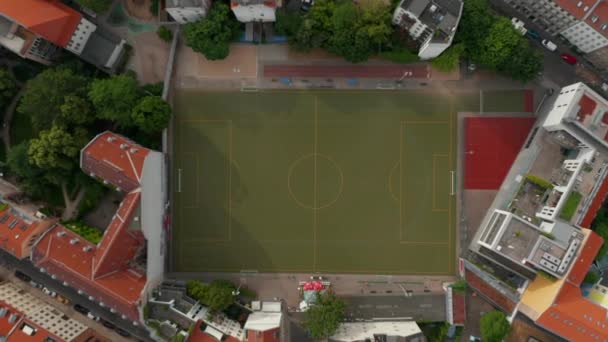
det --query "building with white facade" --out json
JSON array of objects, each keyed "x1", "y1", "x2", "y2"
[
  {"x1": 0, "y1": 0, "x2": 127, "y2": 73},
  {"x1": 330, "y1": 321, "x2": 425, "y2": 342},
  {"x1": 230, "y1": 0, "x2": 278, "y2": 23},
  {"x1": 503, "y1": 0, "x2": 579, "y2": 35},
  {"x1": 392, "y1": 0, "x2": 463, "y2": 60},
  {"x1": 165, "y1": 0, "x2": 211, "y2": 24}
]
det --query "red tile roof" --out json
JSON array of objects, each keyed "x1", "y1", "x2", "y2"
[
  {"x1": 0, "y1": 206, "x2": 55, "y2": 259},
  {"x1": 535, "y1": 231, "x2": 606, "y2": 342},
  {"x1": 247, "y1": 329, "x2": 280, "y2": 342},
  {"x1": 452, "y1": 292, "x2": 466, "y2": 326},
  {"x1": 587, "y1": 2, "x2": 608, "y2": 38},
  {"x1": 9, "y1": 317, "x2": 64, "y2": 342},
  {"x1": 188, "y1": 320, "x2": 241, "y2": 342},
  {"x1": 0, "y1": 0, "x2": 81, "y2": 47},
  {"x1": 554, "y1": 0, "x2": 601, "y2": 20},
  {"x1": 32, "y1": 225, "x2": 145, "y2": 321},
  {"x1": 577, "y1": 95, "x2": 597, "y2": 123},
  {"x1": 465, "y1": 270, "x2": 517, "y2": 314},
  {"x1": 93, "y1": 192, "x2": 143, "y2": 279},
  {"x1": 81, "y1": 132, "x2": 151, "y2": 192},
  {"x1": 0, "y1": 301, "x2": 22, "y2": 337},
  {"x1": 567, "y1": 231, "x2": 604, "y2": 286}
]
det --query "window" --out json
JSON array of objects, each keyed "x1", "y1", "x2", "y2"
[{"x1": 592, "y1": 15, "x2": 599, "y2": 23}]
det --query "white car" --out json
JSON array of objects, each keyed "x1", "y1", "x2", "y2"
[
  {"x1": 511, "y1": 17, "x2": 526, "y2": 35},
  {"x1": 542, "y1": 39, "x2": 557, "y2": 51}
]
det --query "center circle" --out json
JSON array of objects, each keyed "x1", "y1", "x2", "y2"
[{"x1": 288, "y1": 153, "x2": 343, "y2": 210}]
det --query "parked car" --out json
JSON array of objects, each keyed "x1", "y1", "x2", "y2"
[
  {"x1": 56, "y1": 294, "x2": 70, "y2": 305},
  {"x1": 86, "y1": 312, "x2": 100, "y2": 321},
  {"x1": 541, "y1": 39, "x2": 558, "y2": 51},
  {"x1": 101, "y1": 319, "x2": 115, "y2": 330},
  {"x1": 526, "y1": 29, "x2": 541, "y2": 40},
  {"x1": 14, "y1": 270, "x2": 31, "y2": 282},
  {"x1": 301, "y1": 0, "x2": 314, "y2": 12},
  {"x1": 561, "y1": 52, "x2": 578, "y2": 65},
  {"x1": 116, "y1": 328, "x2": 131, "y2": 337},
  {"x1": 74, "y1": 304, "x2": 89, "y2": 315},
  {"x1": 511, "y1": 17, "x2": 526, "y2": 35}
]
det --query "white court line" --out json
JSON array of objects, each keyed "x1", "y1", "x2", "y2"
[
  {"x1": 450, "y1": 170, "x2": 455, "y2": 196},
  {"x1": 178, "y1": 168, "x2": 182, "y2": 193}
]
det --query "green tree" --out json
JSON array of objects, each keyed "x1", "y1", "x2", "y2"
[
  {"x1": 359, "y1": 2, "x2": 392, "y2": 53},
  {"x1": 74, "y1": 0, "x2": 112, "y2": 13},
  {"x1": 28, "y1": 126, "x2": 89, "y2": 180},
  {"x1": 58, "y1": 94, "x2": 94, "y2": 126},
  {"x1": 304, "y1": 292, "x2": 345, "y2": 340},
  {"x1": 183, "y1": 3, "x2": 238, "y2": 60},
  {"x1": 131, "y1": 96, "x2": 171, "y2": 134},
  {"x1": 89, "y1": 75, "x2": 140, "y2": 128},
  {"x1": 276, "y1": 10, "x2": 304, "y2": 37},
  {"x1": 477, "y1": 17, "x2": 521, "y2": 68},
  {"x1": 6, "y1": 142, "x2": 48, "y2": 196},
  {"x1": 0, "y1": 68, "x2": 16, "y2": 110},
  {"x1": 480, "y1": 311, "x2": 511, "y2": 342},
  {"x1": 431, "y1": 44, "x2": 465, "y2": 72},
  {"x1": 186, "y1": 280, "x2": 236, "y2": 314},
  {"x1": 18, "y1": 68, "x2": 89, "y2": 132},
  {"x1": 456, "y1": 0, "x2": 493, "y2": 54},
  {"x1": 157, "y1": 26, "x2": 173, "y2": 43},
  {"x1": 595, "y1": 221, "x2": 608, "y2": 260},
  {"x1": 498, "y1": 41, "x2": 542, "y2": 82}
]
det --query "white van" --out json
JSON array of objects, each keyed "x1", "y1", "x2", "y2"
[{"x1": 542, "y1": 39, "x2": 557, "y2": 51}]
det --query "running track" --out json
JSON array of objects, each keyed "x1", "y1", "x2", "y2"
[{"x1": 263, "y1": 64, "x2": 430, "y2": 78}]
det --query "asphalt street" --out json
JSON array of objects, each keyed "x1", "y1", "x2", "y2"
[
  {"x1": 488, "y1": 0, "x2": 587, "y2": 87},
  {"x1": 0, "y1": 250, "x2": 153, "y2": 341},
  {"x1": 343, "y1": 294, "x2": 446, "y2": 322}
]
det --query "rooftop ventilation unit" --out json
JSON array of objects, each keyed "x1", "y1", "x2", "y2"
[
  {"x1": 82, "y1": 246, "x2": 93, "y2": 252},
  {"x1": 119, "y1": 144, "x2": 129, "y2": 150},
  {"x1": 107, "y1": 137, "x2": 116, "y2": 143},
  {"x1": 69, "y1": 238, "x2": 79, "y2": 245},
  {"x1": 129, "y1": 148, "x2": 139, "y2": 154},
  {"x1": 429, "y1": 4, "x2": 437, "y2": 12},
  {"x1": 56, "y1": 231, "x2": 66, "y2": 237},
  {"x1": 134, "y1": 216, "x2": 139, "y2": 222}
]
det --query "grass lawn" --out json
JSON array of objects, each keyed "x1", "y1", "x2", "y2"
[
  {"x1": 560, "y1": 191, "x2": 582, "y2": 221},
  {"x1": 62, "y1": 221, "x2": 103, "y2": 244},
  {"x1": 171, "y1": 89, "x2": 528, "y2": 275}
]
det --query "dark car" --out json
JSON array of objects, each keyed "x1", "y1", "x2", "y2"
[
  {"x1": 561, "y1": 53, "x2": 578, "y2": 65},
  {"x1": 73, "y1": 304, "x2": 89, "y2": 315},
  {"x1": 526, "y1": 29, "x2": 541, "y2": 40},
  {"x1": 115, "y1": 328, "x2": 131, "y2": 337},
  {"x1": 14, "y1": 270, "x2": 31, "y2": 282},
  {"x1": 101, "y1": 319, "x2": 115, "y2": 330}
]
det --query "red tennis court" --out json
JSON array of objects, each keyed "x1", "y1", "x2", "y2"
[{"x1": 464, "y1": 117, "x2": 536, "y2": 190}]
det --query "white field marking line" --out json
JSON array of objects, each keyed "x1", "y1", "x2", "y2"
[
  {"x1": 178, "y1": 168, "x2": 182, "y2": 193},
  {"x1": 450, "y1": 170, "x2": 455, "y2": 196}
]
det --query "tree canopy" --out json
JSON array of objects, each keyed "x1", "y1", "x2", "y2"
[
  {"x1": 28, "y1": 126, "x2": 89, "y2": 181},
  {"x1": 480, "y1": 311, "x2": 511, "y2": 342},
  {"x1": 17, "y1": 68, "x2": 90, "y2": 132},
  {"x1": 304, "y1": 292, "x2": 346, "y2": 340},
  {"x1": 431, "y1": 44, "x2": 465, "y2": 72},
  {"x1": 74, "y1": 0, "x2": 112, "y2": 13},
  {"x1": 131, "y1": 96, "x2": 172, "y2": 134},
  {"x1": 89, "y1": 75, "x2": 141, "y2": 127},
  {"x1": 455, "y1": 0, "x2": 542, "y2": 81},
  {"x1": 186, "y1": 280, "x2": 236, "y2": 314},
  {"x1": 283, "y1": 0, "x2": 392, "y2": 62},
  {"x1": 184, "y1": 3, "x2": 239, "y2": 60},
  {"x1": 0, "y1": 68, "x2": 16, "y2": 110}
]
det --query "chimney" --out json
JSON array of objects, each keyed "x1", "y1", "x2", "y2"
[
  {"x1": 69, "y1": 238, "x2": 79, "y2": 245},
  {"x1": 119, "y1": 144, "x2": 129, "y2": 150}
]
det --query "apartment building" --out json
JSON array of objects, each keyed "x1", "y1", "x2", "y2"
[
  {"x1": 467, "y1": 82, "x2": 608, "y2": 341},
  {"x1": 0, "y1": 0, "x2": 126, "y2": 73},
  {"x1": 392, "y1": 0, "x2": 463, "y2": 60},
  {"x1": 165, "y1": 0, "x2": 211, "y2": 23}
]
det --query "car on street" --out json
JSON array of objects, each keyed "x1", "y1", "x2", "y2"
[
  {"x1": 101, "y1": 319, "x2": 115, "y2": 330},
  {"x1": 116, "y1": 328, "x2": 131, "y2": 337},
  {"x1": 542, "y1": 39, "x2": 558, "y2": 51},
  {"x1": 74, "y1": 304, "x2": 89, "y2": 315},
  {"x1": 526, "y1": 29, "x2": 541, "y2": 40},
  {"x1": 561, "y1": 53, "x2": 578, "y2": 65},
  {"x1": 511, "y1": 17, "x2": 526, "y2": 35},
  {"x1": 14, "y1": 270, "x2": 31, "y2": 282}
]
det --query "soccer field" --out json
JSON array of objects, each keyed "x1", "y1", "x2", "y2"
[{"x1": 171, "y1": 90, "x2": 527, "y2": 275}]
